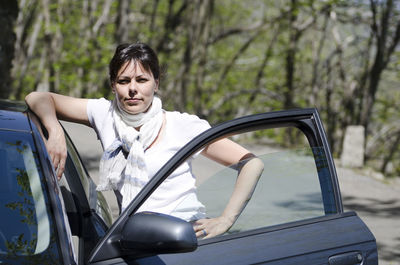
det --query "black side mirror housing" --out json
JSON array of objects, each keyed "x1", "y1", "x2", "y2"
[{"x1": 121, "y1": 212, "x2": 197, "y2": 257}]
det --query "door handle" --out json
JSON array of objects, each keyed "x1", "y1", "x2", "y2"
[{"x1": 329, "y1": 251, "x2": 363, "y2": 265}]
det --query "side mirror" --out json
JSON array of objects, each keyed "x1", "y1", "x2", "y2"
[{"x1": 121, "y1": 212, "x2": 197, "y2": 257}]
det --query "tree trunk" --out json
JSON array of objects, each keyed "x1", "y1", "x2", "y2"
[
  {"x1": 14, "y1": 12, "x2": 43, "y2": 98},
  {"x1": 193, "y1": 0, "x2": 213, "y2": 117},
  {"x1": 115, "y1": 0, "x2": 130, "y2": 44},
  {"x1": 380, "y1": 131, "x2": 400, "y2": 174},
  {"x1": 148, "y1": 0, "x2": 160, "y2": 48},
  {"x1": 156, "y1": 0, "x2": 189, "y2": 54},
  {"x1": 283, "y1": 0, "x2": 299, "y2": 110},
  {"x1": 309, "y1": 9, "x2": 330, "y2": 107},
  {"x1": 0, "y1": 0, "x2": 19, "y2": 99},
  {"x1": 359, "y1": 0, "x2": 400, "y2": 135}
]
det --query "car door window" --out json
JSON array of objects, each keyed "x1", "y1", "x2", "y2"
[
  {"x1": 63, "y1": 135, "x2": 113, "y2": 227},
  {"x1": 144, "y1": 125, "x2": 336, "y2": 239},
  {"x1": 0, "y1": 130, "x2": 61, "y2": 262},
  {"x1": 60, "y1": 134, "x2": 113, "y2": 263},
  {"x1": 195, "y1": 146, "x2": 325, "y2": 234}
]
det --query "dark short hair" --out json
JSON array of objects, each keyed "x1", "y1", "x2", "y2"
[{"x1": 109, "y1": 43, "x2": 160, "y2": 86}]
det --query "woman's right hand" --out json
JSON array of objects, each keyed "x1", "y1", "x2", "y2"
[
  {"x1": 46, "y1": 124, "x2": 67, "y2": 179},
  {"x1": 26, "y1": 91, "x2": 90, "y2": 179}
]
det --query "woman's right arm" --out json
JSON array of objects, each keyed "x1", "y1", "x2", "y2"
[{"x1": 25, "y1": 92, "x2": 89, "y2": 178}]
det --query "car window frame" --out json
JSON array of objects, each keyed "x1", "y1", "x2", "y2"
[{"x1": 27, "y1": 111, "x2": 77, "y2": 264}]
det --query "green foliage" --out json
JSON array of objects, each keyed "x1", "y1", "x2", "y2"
[{"x1": 9, "y1": 0, "x2": 400, "y2": 176}]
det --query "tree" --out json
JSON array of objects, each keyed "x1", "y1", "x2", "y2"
[
  {"x1": 7, "y1": 0, "x2": 400, "y2": 175},
  {"x1": 0, "y1": 0, "x2": 18, "y2": 99},
  {"x1": 358, "y1": 0, "x2": 400, "y2": 132},
  {"x1": 328, "y1": 0, "x2": 400, "y2": 160}
]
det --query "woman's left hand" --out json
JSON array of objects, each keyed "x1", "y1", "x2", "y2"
[{"x1": 192, "y1": 216, "x2": 234, "y2": 239}]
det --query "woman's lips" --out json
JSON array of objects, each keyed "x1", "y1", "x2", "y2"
[{"x1": 125, "y1": 98, "x2": 141, "y2": 104}]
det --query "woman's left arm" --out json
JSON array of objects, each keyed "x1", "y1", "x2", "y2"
[{"x1": 193, "y1": 139, "x2": 264, "y2": 239}]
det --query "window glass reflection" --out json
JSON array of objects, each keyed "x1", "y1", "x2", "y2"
[{"x1": 0, "y1": 130, "x2": 60, "y2": 262}]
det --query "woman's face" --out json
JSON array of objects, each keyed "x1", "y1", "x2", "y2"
[{"x1": 113, "y1": 60, "x2": 158, "y2": 114}]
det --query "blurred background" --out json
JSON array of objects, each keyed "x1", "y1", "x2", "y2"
[{"x1": 1, "y1": 0, "x2": 399, "y2": 178}]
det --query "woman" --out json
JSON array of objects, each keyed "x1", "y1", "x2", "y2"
[{"x1": 25, "y1": 42, "x2": 263, "y2": 239}]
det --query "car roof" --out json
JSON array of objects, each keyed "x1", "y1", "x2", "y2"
[{"x1": 0, "y1": 99, "x2": 32, "y2": 132}]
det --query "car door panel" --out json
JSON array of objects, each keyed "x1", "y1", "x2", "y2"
[
  {"x1": 95, "y1": 213, "x2": 376, "y2": 265},
  {"x1": 124, "y1": 213, "x2": 374, "y2": 265}
]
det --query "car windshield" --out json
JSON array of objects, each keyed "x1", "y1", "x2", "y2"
[{"x1": 0, "y1": 130, "x2": 60, "y2": 262}]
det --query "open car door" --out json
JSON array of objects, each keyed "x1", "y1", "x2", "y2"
[{"x1": 88, "y1": 108, "x2": 378, "y2": 265}]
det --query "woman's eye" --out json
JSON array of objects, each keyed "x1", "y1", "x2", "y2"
[
  {"x1": 137, "y1": 78, "x2": 148, "y2": 83},
  {"x1": 117, "y1": 79, "x2": 130, "y2": 85}
]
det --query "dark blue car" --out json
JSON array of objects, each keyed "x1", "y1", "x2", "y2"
[{"x1": 0, "y1": 100, "x2": 377, "y2": 264}]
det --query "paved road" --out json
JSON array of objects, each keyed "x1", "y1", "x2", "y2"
[
  {"x1": 63, "y1": 121, "x2": 400, "y2": 265},
  {"x1": 337, "y1": 167, "x2": 400, "y2": 265}
]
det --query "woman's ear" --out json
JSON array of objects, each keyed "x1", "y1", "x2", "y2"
[{"x1": 154, "y1": 80, "x2": 159, "y2": 93}]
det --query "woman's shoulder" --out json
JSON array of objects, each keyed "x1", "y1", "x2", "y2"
[
  {"x1": 165, "y1": 110, "x2": 211, "y2": 134},
  {"x1": 165, "y1": 110, "x2": 204, "y2": 123},
  {"x1": 88, "y1": 98, "x2": 113, "y2": 114},
  {"x1": 88, "y1": 97, "x2": 112, "y2": 108},
  {"x1": 87, "y1": 97, "x2": 113, "y2": 124}
]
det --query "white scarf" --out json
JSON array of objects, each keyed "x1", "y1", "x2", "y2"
[{"x1": 96, "y1": 96, "x2": 163, "y2": 211}]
